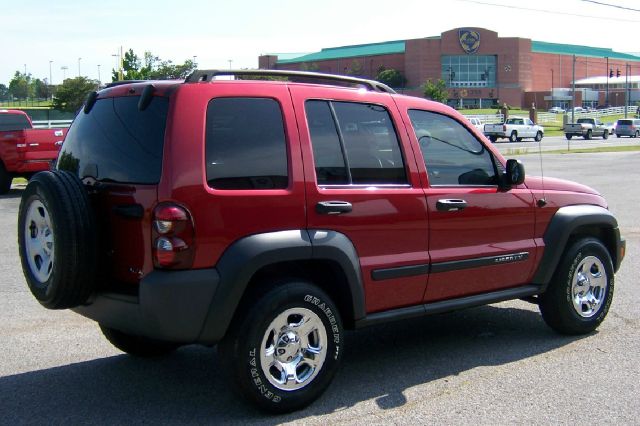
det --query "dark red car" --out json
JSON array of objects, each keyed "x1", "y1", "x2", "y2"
[{"x1": 18, "y1": 71, "x2": 625, "y2": 413}]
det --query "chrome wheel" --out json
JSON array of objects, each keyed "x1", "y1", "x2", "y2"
[
  {"x1": 24, "y1": 200, "x2": 54, "y2": 284},
  {"x1": 259, "y1": 307, "x2": 327, "y2": 391},
  {"x1": 571, "y1": 256, "x2": 607, "y2": 318}
]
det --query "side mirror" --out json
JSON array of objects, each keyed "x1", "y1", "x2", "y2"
[{"x1": 503, "y1": 159, "x2": 525, "y2": 187}]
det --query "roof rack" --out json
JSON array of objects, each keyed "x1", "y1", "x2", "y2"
[
  {"x1": 104, "y1": 80, "x2": 147, "y2": 88},
  {"x1": 184, "y1": 69, "x2": 396, "y2": 94}
]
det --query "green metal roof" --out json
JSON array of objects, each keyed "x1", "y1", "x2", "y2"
[
  {"x1": 276, "y1": 37, "x2": 640, "y2": 65},
  {"x1": 532, "y1": 41, "x2": 640, "y2": 61},
  {"x1": 277, "y1": 40, "x2": 406, "y2": 64}
]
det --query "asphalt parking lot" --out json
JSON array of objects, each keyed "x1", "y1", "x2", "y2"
[{"x1": 1, "y1": 151, "x2": 638, "y2": 424}]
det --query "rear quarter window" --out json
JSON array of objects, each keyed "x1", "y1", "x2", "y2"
[{"x1": 58, "y1": 96, "x2": 168, "y2": 184}]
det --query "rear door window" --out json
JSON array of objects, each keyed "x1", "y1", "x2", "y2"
[
  {"x1": 305, "y1": 100, "x2": 406, "y2": 185},
  {"x1": 205, "y1": 98, "x2": 288, "y2": 190},
  {"x1": 58, "y1": 96, "x2": 168, "y2": 184},
  {"x1": 0, "y1": 113, "x2": 31, "y2": 131}
]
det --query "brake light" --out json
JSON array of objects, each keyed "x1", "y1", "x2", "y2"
[
  {"x1": 503, "y1": 124, "x2": 507, "y2": 131},
  {"x1": 152, "y1": 203, "x2": 195, "y2": 269}
]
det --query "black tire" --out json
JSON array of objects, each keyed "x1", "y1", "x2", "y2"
[
  {"x1": 535, "y1": 131, "x2": 543, "y2": 142},
  {"x1": 219, "y1": 280, "x2": 343, "y2": 413},
  {"x1": 100, "y1": 325, "x2": 180, "y2": 357},
  {"x1": 0, "y1": 161, "x2": 12, "y2": 195},
  {"x1": 516, "y1": 137, "x2": 523, "y2": 142},
  {"x1": 489, "y1": 135, "x2": 497, "y2": 143},
  {"x1": 584, "y1": 130, "x2": 592, "y2": 140},
  {"x1": 602, "y1": 130, "x2": 609, "y2": 140},
  {"x1": 634, "y1": 131, "x2": 639, "y2": 138},
  {"x1": 539, "y1": 238, "x2": 614, "y2": 335},
  {"x1": 566, "y1": 134, "x2": 573, "y2": 140},
  {"x1": 18, "y1": 171, "x2": 98, "y2": 309},
  {"x1": 616, "y1": 134, "x2": 620, "y2": 138},
  {"x1": 509, "y1": 131, "x2": 518, "y2": 142}
]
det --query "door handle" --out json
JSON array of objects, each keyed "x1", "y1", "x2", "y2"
[
  {"x1": 436, "y1": 199, "x2": 467, "y2": 212},
  {"x1": 316, "y1": 201, "x2": 353, "y2": 215}
]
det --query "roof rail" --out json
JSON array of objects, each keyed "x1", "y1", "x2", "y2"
[
  {"x1": 104, "y1": 80, "x2": 147, "y2": 88},
  {"x1": 184, "y1": 69, "x2": 396, "y2": 94}
]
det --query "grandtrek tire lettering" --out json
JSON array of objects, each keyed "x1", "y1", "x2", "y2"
[{"x1": 219, "y1": 281, "x2": 343, "y2": 413}]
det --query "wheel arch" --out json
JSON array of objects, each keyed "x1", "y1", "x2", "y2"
[
  {"x1": 532, "y1": 205, "x2": 623, "y2": 290},
  {"x1": 197, "y1": 229, "x2": 365, "y2": 344}
]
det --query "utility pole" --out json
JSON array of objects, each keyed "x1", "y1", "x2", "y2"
[
  {"x1": 49, "y1": 60, "x2": 53, "y2": 100},
  {"x1": 61, "y1": 66, "x2": 68, "y2": 81},
  {"x1": 625, "y1": 63, "x2": 629, "y2": 118},
  {"x1": 97, "y1": 64, "x2": 101, "y2": 87},
  {"x1": 78, "y1": 57, "x2": 82, "y2": 77},
  {"x1": 571, "y1": 55, "x2": 576, "y2": 123},
  {"x1": 606, "y1": 57, "x2": 609, "y2": 106}
]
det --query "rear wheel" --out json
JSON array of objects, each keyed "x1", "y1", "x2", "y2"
[
  {"x1": 566, "y1": 134, "x2": 573, "y2": 140},
  {"x1": 100, "y1": 325, "x2": 180, "y2": 357},
  {"x1": 539, "y1": 238, "x2": 614, "y2": 335},
  {"x1": 584, "y1": 130, "x2": 592, "y2": 140},
  {"x1": 18, "y1": 171, "x2": 98, "y2": 309},
  {"x1": 219, "y1": 280, "x2": 343, "y2": 413},
  {"x1": 0, "y1": 162, "x2": 12, "y2": 194},
  {"x1": 509, "y1": 131, "x2": 518, "y2": 142},
  {"x1": 489, "y1": 135, "x2": 498, "y2": 143}
]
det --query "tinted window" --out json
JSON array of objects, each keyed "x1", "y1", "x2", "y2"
[
  {"x1": 305, "y1": 100, "x2": 406, "y2": 185},
  {"x1": 58, "y1": 96, "x2": 168, "y2": 184},
  {"x1": 617, "y1": 119, "x2": 632, "y2": 125},
  {"x1": 408, "y1": 110, "x2": 497, "y2": 186},
  {"x1": 0, "y1": 113, "x2": 31, "y2": 131},
  {"x1": 206, "y1": 98, "x2": 288, "y2": 190}
]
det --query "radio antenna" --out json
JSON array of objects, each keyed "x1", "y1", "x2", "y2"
[{"x1": 537, "y1": 134, "x2": 547, "y2": 207}]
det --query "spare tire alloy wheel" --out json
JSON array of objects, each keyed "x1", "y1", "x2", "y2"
[
  {"x1": 24, "y1": 200, "x2": 55, "y2": 284},
  {"x1": 18, "y1": 171, "x2": 97, "y2": 309}
]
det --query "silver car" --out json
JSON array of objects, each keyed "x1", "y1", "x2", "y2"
[{"x1": 615, "y1": 119, "x2": 640, "y2": 138}]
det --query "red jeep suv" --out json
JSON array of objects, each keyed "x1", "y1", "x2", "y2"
[{"x1": 18, "y1": 70, "x2": 625, "y2": 413}]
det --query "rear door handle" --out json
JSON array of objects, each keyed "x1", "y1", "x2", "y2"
[
  {"x1": 316, "y1": 201, "x2": 353, "y2": 215},
  {"x1": 436, "y1": 199, "x2": 467, "y2": 212}
]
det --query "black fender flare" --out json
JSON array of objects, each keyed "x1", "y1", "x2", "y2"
[
  {"x1": 197, "y1": 229, "x2": 365, "y2": 344},
  {"x1": 531, "y1": 205, "x2": 622, "y2": 288}
]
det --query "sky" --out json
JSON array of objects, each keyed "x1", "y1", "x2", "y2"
[{"x1": 2, "y1": 0, "x2": 640, "y2": 86}]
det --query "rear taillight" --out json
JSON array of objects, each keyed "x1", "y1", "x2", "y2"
[
  {"x1": 152, "y1": 203, "x2": 195, "y2": 269},
  {"x1": 503, "y1": 124, "x2": 507, "y2": 131}
]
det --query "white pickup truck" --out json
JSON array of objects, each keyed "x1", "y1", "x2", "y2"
[
  {"x1": 483, "y1": 116, "x2": 544, "y2": 142},
  {"x1": 564, "y1": 118, "x2": 609, "y2": 140}
]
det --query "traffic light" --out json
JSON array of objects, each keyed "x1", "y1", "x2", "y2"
[
  {"x1": 610, "y1": 69, "x2": 614, "y2": 78},
  {"x1": 616, "y1": 69, "x2": 621, "y2": 77}
]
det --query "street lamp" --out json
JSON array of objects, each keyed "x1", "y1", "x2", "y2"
[
  {"x1": 228, "y1": 59, "x2": 233, "y2": 69},
  {"x1": 61, "y1": 66, "x2": 68, "y2": 81},
  {"x1": 24, "y1": 64, "x2": 27, "y2": 75},
  {"x1": 78, "y1": 57, "x2": 82, "y2": 77},
  {"x1": 97, "y1": 64, "x2": 101, "y2": 87},
  {"x1": 49, "y1": 60, "x2": 53, "y2": 85}
]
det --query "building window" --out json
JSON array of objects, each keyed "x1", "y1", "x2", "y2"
[{"x1": 442, "y1": 55, "x2": 496, "y2": 88}]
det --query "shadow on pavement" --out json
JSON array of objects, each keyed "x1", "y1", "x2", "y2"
[
  {"x1": 0, "y1": 187, "x2": 23, "y2": 199},
  {"x1": 0, "y1": 304, "x2": 585, "y2": 424}
]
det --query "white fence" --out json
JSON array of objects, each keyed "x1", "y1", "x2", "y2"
[{"x1": 32, "y1": 120, "x2": 73, "y2": 129}]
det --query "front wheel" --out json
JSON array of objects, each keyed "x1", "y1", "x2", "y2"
[
  {"x1": 535, "y1": 131, "x2": 543, "y2": 142},
  {"x1": 634, "y1": 130, "x2": 639, "y2": 138},
  {"x1": 602, "y1": 130, "x2": 609, "y2": 140},
  {"x1": 219, "y1": 280, "x2": 343, "y2": 413},
  {"x1": 539, "y1": 238, "x2": 614, "y2": 335}
]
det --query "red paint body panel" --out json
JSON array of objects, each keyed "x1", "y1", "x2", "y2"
[{"x1": 0, "y1": 110, "x2": 66, "y2": 174}]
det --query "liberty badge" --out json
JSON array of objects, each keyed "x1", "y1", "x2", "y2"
[{"x1": 459, "y1": 29, "x2": 480, "y2": 54}]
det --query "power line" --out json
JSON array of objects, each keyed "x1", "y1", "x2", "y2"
[
  {"x1": 454, "y1": 0, "x2": 640, "y2": 23},
  {"x1": 580, "y1": 0, "x2": 640, "y2": 13}
]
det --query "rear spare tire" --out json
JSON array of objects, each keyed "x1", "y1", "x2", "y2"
[{"x1": 18, "y1": 171, "x2": 98, "y2": 309}]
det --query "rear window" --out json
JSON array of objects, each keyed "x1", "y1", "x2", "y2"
[
  {"x1": 0, "y1": 113, "x2": 31, "y2": 131},
  {"x1": 617, "y1": 119, "x2": 633, "y2": 125},
  {"x1": 58, "y1": 96, "x2": 168, "y2": 184}
]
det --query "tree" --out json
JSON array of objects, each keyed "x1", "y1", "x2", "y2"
[
  {"x1": 422, "y1": 78, "x2": 448, "y2": 104},
  {"x1": 0, "y1": 84, "x2": 9, "y2": 101},
  {"x1": 111, "y1": 49, "x2": 196, "y2": 81},
  {"x1": 8, "y1": 71, "x2": 32, "y2": 99},
  {"x1": 376, "y1": 68, "x2": 406, "y2": 88},
  {"x1": 52, "y1": 77, "x2": 98, "y2": 113},
  {"x1": 32, "y1": 78, "x2": 51, "y2": 99}
]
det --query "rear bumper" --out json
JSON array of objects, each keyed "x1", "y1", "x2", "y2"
[{"x1": 73, "y1": 268, "x2": 220, "y2": 343}]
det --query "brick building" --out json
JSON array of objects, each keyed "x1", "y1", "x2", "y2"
[{"x1": 258, "y1": 27, "x2": 640, "y2": 109}]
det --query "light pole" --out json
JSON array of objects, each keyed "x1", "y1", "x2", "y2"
[
  {"x1": 49, "y1": 60, "x2": 53, "y2": 85},
  {"x1": 78, "y1": 57, "x2": 82, "y2": 77},
  {"x1": 228, "y1": 59, "x2": 233, "y2": 69},
  {"x1": 61, "y1": 66, "x2": 68, "y2": 81},
  {"x1": 551, "y1": 68, "x2": 554, "y2": 107},
  {"x1": 606, "y1": 56, "x2": 609, "y2": 107},
  {"x1": 24, "y1": 64, "x2": 27, "y2": 75},
  {"x1": 97, "y1": 64, "x2": 101, "y2": 87}
]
